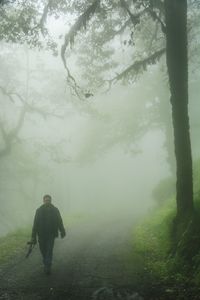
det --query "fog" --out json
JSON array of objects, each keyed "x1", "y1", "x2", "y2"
[{"x1": 0, "y1": 15, "x2": 200, "y2": 237}]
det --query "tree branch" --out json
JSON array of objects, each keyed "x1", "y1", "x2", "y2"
[
  {"x1": 64, "y1": 64, "x2": 84, "y2": 100},
  {"x1": 120, "y1": 0, "x2": 147, "y2": 26},
  {"x1": 106, "y1": 47, "x2": 166, "y2": 87},
  {"x1": 61, "y1": 0, "x2": 100, "y2": 100},
  {"x1": 101, "y1": 19, "x2": 132, "y2": 45},
  {"x1": 39, "y1": 0, "x2": 52, "y2": 35},
  {"x1": 30, "y1": 0, "x2": 52, "y2": 36},
  {"x1": 0, "y1": 86, "x2": 15, "y2": 102},
  {"x1": 0, "y1": 107, "x2": 26, "y2": 157},
  {"x1": 0, "y1": 86, "x2": 65, "y2": 158},
  {"x1": 120, "y1": 0, "x2": 166, "y2": 33},
  {"x1": 61, "y1": 0, "x2": 100, "y2": 68},
  {"x1": 0, "y1": 86, "x2": 64, "y2": 118}
]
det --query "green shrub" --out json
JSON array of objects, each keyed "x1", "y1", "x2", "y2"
[
  {"x1": 130, "y1": 159, "x2": 200, "y2": 291},
  {"x1": 131, "y1": 201, "x2": 176, "y2": 282}
]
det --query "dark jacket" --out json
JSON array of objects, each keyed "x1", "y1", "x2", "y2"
[{"x1": 32, "y1": 203, "x2": 66, "y2": 240}]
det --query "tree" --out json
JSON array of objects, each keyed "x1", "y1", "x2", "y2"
[
  {"x1": 164, "y1": 0, "x2": 193, "y2": 218},
  {"x1": 0, "y1": 44, "x2": 71, "y2": 230},
  {"x1": 0, "y1": 0, "x2": 196, "y2": 221},
  {"x1": 60, "y1": 0, "x2": 194, "y2": 221}
]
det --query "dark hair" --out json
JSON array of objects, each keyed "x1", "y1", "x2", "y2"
[{"x1": 43, "y1": 194, "x2": 52, "y2": 201}]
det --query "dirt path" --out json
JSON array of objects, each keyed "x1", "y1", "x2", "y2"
[{"x1": 0, "y1": 217, "x2": 143, "y2": 300}]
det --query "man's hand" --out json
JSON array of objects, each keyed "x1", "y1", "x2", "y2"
[
  {"x1": 30, "y1": 238, "x2": 37, "y2": 245},
  {"x1": 61, "y1": 231, "x2": 66, "y2": 239}
]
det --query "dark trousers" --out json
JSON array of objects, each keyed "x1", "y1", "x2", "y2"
[{"x1": 38, "y1": 236, "x2": 55, "y2": 267}]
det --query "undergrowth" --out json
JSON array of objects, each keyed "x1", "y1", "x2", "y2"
[
  {"x1": 0, "y1": 228, "x2": 29, "y2": 264},
  {"x1": 130, "y1": 160, "x2": 200, "y2": 298}
]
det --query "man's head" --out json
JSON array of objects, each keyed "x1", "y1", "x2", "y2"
[{"x1": 43, "y1": 194, "x2": 52, "y2": 204}]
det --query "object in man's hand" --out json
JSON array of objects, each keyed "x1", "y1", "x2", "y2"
[{"x1": 26, "y1": 241, "x2": 35, "y2": 258}]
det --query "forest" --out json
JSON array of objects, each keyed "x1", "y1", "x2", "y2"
[{"x1": 0, "y1": 0, "x2": 200, "y2": 299}]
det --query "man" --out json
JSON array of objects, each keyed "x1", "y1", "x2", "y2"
[{"x1": 31, "y1": 194, "x2": 66, "y2": 275}]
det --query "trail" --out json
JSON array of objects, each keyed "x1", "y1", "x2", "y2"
[{"x1": 0, "y1": 217, "x2": 143, "y2": 300}]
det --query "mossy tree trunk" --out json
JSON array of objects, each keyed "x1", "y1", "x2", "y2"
[{"x1": 164, "y1": 0, "x2": 193, "y2": 219}]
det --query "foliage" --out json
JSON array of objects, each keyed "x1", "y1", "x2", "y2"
[
  {"x1": 132, "y1": 201, "x2": 175, "y2": 276},
  {"x1": 0, "y1": 0, "x2": 199, "y2": 91},
  {"x1": 72, "y1": 0, "x2": 165, "y2": 92},
  {"x1": 0, "y1": 228, "x2": 29, "y2": 264},
  {"x1": 129, "y1": 162, "x2": 200, "y2": 297},
  {"x1": 0, "y1": 0, "x2": 74, "y2": 54}
]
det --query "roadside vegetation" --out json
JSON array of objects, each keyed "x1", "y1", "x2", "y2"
[
  {"x1": 0, "y1": 228, "x2": 29, "y2": 265},
  {"x1": 129, "y1": 160, "x2": 200, "y2": 299},
  {"x1": 1, "y1": 161, "x2": 200, "y2": 299}
]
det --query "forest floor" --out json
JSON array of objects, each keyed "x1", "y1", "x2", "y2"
[
  {"x1": 1, "y1": 215, "x2": 199, "y2": 300},
  {"x1": 0, "y1": 216, "x2": 145, "y2": 300}
]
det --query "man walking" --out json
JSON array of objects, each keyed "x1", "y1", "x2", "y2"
[{"x1": 31, "y1": 194, "x2": 66, "y2": 274}]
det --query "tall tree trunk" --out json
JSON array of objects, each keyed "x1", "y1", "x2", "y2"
[{"x1": 164, "y1": 0, "x2": 193, "y2": 218}]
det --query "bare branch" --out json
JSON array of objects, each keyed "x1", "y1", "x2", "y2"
[
  {"x1": 0, "y1": 107, "x2": 26, "y2": 157},
  {"x1": 0, "y1": 86, "x2": 15, "y2": 102},
  {"x1": 8, "y1": 106, "x2": 26, "y2": 139},
  {"x1": 0, "y1": 86, "x2": 65, "y2": 158},
  {"x1": 64, "y1": 64, "x2": 84, "y2": 100},
  {"x1": 0, "y1": 86, "x2": 64, "y2": 118}
]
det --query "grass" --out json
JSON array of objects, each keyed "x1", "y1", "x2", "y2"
[
  {"x1": 0, "y1": 228, "x2": 30, "y2": 264},
  {"x1": 125, "y1": 203, "x2": 195, "y2": 299},
  {"x1": 127, "y1": 201, "x2": 175, "y2": 284},
  {"x1": 126, "y1": 160, "x2": 200, "y2": 298}
]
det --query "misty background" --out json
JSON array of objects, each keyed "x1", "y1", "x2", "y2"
[{"x1": 0, "y1": 11, "x2": 200, "y2": 237}]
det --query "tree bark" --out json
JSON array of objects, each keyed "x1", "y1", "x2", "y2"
[{"x1": 164, "y1": 0, "x2": 193, "y2": 217}]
